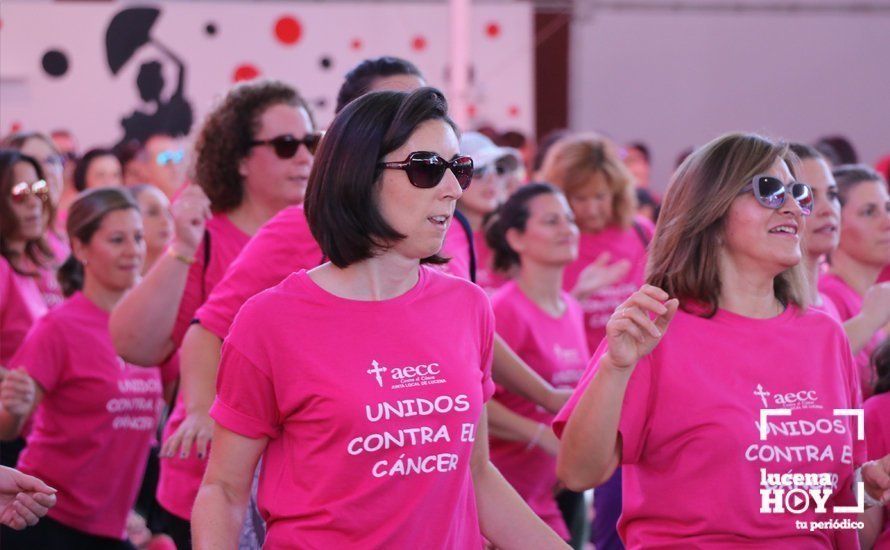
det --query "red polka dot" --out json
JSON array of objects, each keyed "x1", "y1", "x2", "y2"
[
  {"x1": 485, "y1": 22, "x2": 501, "y2": 38},
  {"x1": 467, "y1": 104, "x2": 477, "y2": 118},
  {"x1": 507, "y1": 105, "x2": 520, "y2": 117},
  {"x1": 411, "y1": 36, "x2": 427, "y2": 51},
  {"x1": 350, "y1": 38, "x2": 363, "y2": 51},
  {"x1": 274, "y1": 15, "x2": 302, "y2": 45},
  {"x1": 10, "y1": 121, "x2": 22, "y2": 134},
  {"x1": 233, "y1": 64, "x2": 260, "y2": 82}
]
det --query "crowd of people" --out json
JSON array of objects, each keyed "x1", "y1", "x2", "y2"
[{"x1": 0, "y1": 55, "x2": 889, "y2": 550}]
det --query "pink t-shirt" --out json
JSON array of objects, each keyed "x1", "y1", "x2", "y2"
[
  {"x1": 210, "y1": 267, "x2": 494, "y2": 548},
  {"x1": 489, "y1": 281, "x2": 589, "y2": 538},
  {"x1": 819, "y1": 273, "x2": 885, "y2": 399},
  {"x1": 438, "y1": 216, "x2": 473, "y2": 281},
  {"x1": 864, "y1": 392, "x2": 890, "y2": 548},
  {"x1": 474, "y1": 229, "x2": 509, "y2": 295},
  {"x1": 812, "y1": 292, "x2": 843, "y2": 323},
  {"x1": 170, "y1": 213, "x2": 251, "y2": 346},
  {"x1": 156, "y1": 212, "x2": 251, "y2": 520},
  {"x1": 553, "y1": 306, "x2": 865, "y2": 549},
  {"x1": 194, "y1": 205, "x2": 322, "y2": 340},
  {"x1": 0, "y1": 258, "x2": 49, "y2": 365},
  {"x1": 562, "y1": 219, "x2": 651, "y2": 353},
  {"x1": 13, "y1": 292, "x2": 173, "y2": 539},
  {"x1": 878, "y1": 264, "x2": 890, "y2": 283}
]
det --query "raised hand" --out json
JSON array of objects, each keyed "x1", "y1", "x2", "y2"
[
  {"x1": 604, "y1": 285, "x2": 679, "y2": 370},
  {"x1": 170, "y1": 184, "x2": 211, "y2": 257},
  {"x1": 571, "y1": 252, "x2": 632, "y2": 301}
]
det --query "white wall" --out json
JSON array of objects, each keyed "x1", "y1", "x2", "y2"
[
  {"x1": 570, "y1": 8, "x2": 890, "y2": 191},
  {"x1": 0, "y1": 1, "x2": 533, "y2": 149}
]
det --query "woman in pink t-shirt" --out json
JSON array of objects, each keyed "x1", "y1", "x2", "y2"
[
  {"x1": 863, "y1": 341, "x2": 890, "y2": 548},
  {"x1": 538, "y1": 133, "x2": 648, "y2": 549},
  {"x1": 192, "y1": 88, "x2": 567, "y2": 549},
  {"x1": 818, "y1": 165, "x2": 890, "y2": 399},
  {"x1": 556, "y1": 132, "x2": 890, "y2": 548},
  {"x1": 107, "y1": 80, "x2": 319, "y2": 549},
  {"x1": 0, "y1": 188, "x2": 176, "y2": 548},
  {"x1": 484, "y1": 182, "x2": 589, "y2": 539}
]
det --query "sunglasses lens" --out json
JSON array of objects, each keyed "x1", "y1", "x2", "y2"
[
  {"x1": 271, "y1": 137, "x2": 299, "y2": 159},
  {"x1": 406, "y1": 154, "x2": 446, "y2": 189},
  {"x1": 453, "y1": 157, "x2": 474, "y2": 189},
  {"x1": 756, "y1": 177, "x2": 786, "y2": 208},
  {"x1": 10, "y1": 182, "x2": 28, "y2": 203},
  {"x1": 792, "y1": 183, "x2": 814, "y2": 215}
]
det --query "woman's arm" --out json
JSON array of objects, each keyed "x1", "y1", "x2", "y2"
[
  {"x1": 486, "y1": 400, "x2": 559, "y2": 456},
  {"x1": 492, "y1": 334, "x2": 571, "y2": 414},
  {"x1": 0, "y1": 368, "x2": 43, "y2": 441},
  {"x1": 161, "y1": 324, "x2": 221, "y2": 459},
  {"x1": 858, "y1": 505, "x2": 884, "y2": 550},
  {"x1": 191, "y1": 424, "x2": 266, "y2": 549},
  {"x1": 557, "y1": 286, "x2": 677, "y2": 490},
  {"x1": 470, "y1": 408, "x2": 568, "y2": 549},
  {"x1": 843, "y1": 282, "x2": 890, "y2": 354},
  {"x1": 110, "y1": 186, "x2": 209, "y2": 365}
]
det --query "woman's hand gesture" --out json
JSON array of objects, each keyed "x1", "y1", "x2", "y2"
[{"x1": 604, "y1": 285, "x2": 678, "y2": 370}]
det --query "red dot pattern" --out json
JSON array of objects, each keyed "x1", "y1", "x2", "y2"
[
  {"x1": 467, "y1": 104, "x2": 477, "y2": 118},
  {"x1": 508, "y1": 105, "x2": 520, "y2": 117},
  {"x1": 350, "y1": 38, "x2": 363, "y2": 51},
  {"x1": 10, "y1": 121, "x2": 23, "y2": 134},
  {"x1": 274, "y1": 15, "x2": 302, "y2": 45},
  {"x1": 411, "y1": 36, "x2": 427, "y2": 52},
  {"x1": 485, "y1": 22, "x2": 500, "y2": 38},
  {"x1": 233, "y1": 64, "x2": 260, "y2": 83}
]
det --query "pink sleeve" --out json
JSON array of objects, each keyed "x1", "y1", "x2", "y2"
[
  {"x1": 171, "y1": 239, "x2": 208, "y2": 347},
  {"x1": 196, "y1": 212, "x2": 321, "y2": 340},
  {"x1": 839, "y1": 333, "x2": 868, "y2": 466},
  {"x1": 480, "y1": 297, "x2": 495, "y2": 403},
  {"x1": 492, "y1": 299, "x2": 527, "y2": 355},
  {"x1": 864, "y1": 398, "x2": 888, "y2": 460},
  {"x1": 159, "y1": 351, "x2": 180, "y2": 386},
  {"x1": 13, "y1": 317, "x2": 66, "y2": 393},
  {"x1": 552, "y1": 340, "x2": 654, "y2": 465},
  {"x1": 211, "y1": 341, "x2": 281, "y2": 440}
]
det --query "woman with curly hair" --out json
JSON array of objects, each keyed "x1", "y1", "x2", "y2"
[{"x1": 107, "y1": 79, "x2": 318, "y2": 549}]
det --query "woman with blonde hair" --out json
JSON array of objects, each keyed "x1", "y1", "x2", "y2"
[
  {"x1": 539, "y1": 134, "x2": 650, "y2": 548},
  {"x1": 556, "y1": 132, "x2": 890, "y2": 547}
]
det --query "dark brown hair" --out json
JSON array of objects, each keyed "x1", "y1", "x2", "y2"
[
  {"x1": 305, "y1": 87, "x2": 456, "y2": 268},
  {"x1": 0, "y1": 149, "x2": 55, "y2": 275},
  {"x1": 192, "y1": 79, "x2": 315, "y2": 212},
  {"x1": 832, "y1": 164, "x2": 885, "y2": 206},
  {"x1": 646, "y1": 132, "x2": 808, "y2": 317},
  {"x1": 73, "y1": 148, "x2": 119, "y2": 191},
  {"x1": 871, "y1": 339, "x2": 890, "y2": 395},
  {"x1": 485, "y1": 182, "x2": 562, "y2": 271}
]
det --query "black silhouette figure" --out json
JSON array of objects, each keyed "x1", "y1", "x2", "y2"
[{"x1": 106, "y1": 7, "x2": 193, "y2": 145}]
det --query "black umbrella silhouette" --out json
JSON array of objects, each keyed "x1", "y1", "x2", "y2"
[{"x1": 105, "y1": 7, "x2": 161, "y2": 75}]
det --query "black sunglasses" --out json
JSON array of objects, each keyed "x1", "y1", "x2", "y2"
[
  {"x1": 249, "y1": 133, "x2": 322, "y2": 159},
  {"x1": 378, "y1": 151, "x2": 474, "y2": 190},
  {"x1": 740, "y1": 175, "x2": 814, "y2": 216}
]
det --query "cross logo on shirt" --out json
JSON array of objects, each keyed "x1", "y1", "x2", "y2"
[
  {"x1": 754, "y1": 384, "x2": 771, "y2": 408},
  {"x1": 367, "y1": 360, "x2": 387, "y2": 387}
]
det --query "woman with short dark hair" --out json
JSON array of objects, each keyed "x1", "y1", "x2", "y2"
[{"x1": 192, "y1": 88, "x2": 567, "y2": 549}]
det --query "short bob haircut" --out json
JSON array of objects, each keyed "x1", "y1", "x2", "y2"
[
  {"x1": 192, "y1": 79, "x2": 315, "y2": 212},
  {"x1": 305, "y1": 87, "x2": 456, "y2": 268},
  {"x1": 0, "y1": 149, "x2": 55, "y2": 276},
  {"x1": 335, "y1": 56, "x2": 423, "y2": 114},
  {"x1": 485, "y1": 182, "x2": 563, "y2": 272},
  {"x1": 73, "y1": 148, "x2": 119, "y2": 191},
  {"x1": 538, "y1": 133, "x2": 637, "y2": 230},
  {"x1": 646, "y1": 132, "x2": 809, "y2": 317}
]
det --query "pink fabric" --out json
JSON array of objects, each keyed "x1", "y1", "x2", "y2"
[
  {"x1": 819, "y1": 273, "x2": 885, "y2": 398},
  {"x1": 194, "y1": 205, "x2": 322, "y2": 341},
  {"x1": 0, "y1": 258, "x2": 49, "y2": 365},
  {"x1": 438, "y1": 217, "x2": 472, "y2": 281},
  {"x1": 561, "y1": 219, "x2": 650, "y2": 353},
  {"x1": 489, "y1": 281, "x2": 588, "y2": 538},
  {"x1": 474, "y1": 229, "x2": 509, "y2": 295},
  {"x1": 878, "y1": 264, "x2": 890, "y2": 283},
  {"x1": 156, "y1": 212, "x2": 250, "y2": 520},
  {"x1": 864, "y1": 392, "x2": 890, "y2": 548},
  {"x1": 812, "y1": 292, "x2": 843, "y2": 323},
  {"x1": 211, "y1": 267, "x2": 494, "y2": 548},
  {"x1": 14, "y1": 293, "x2": 171, "y2": 539},
  {"x1": 553, "y1": 306, "x2": 865, "y2": 549},
  {"x1": 170, "y1": 213, "x2": 250, "y2": 347}
]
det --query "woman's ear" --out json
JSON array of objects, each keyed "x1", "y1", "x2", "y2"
[
  {"x1": 71, "y1": 237, "x2": 89, "y2": 266},
  {"x1": 505, "y1": 226, "x2": 524, "y2": 256}
]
